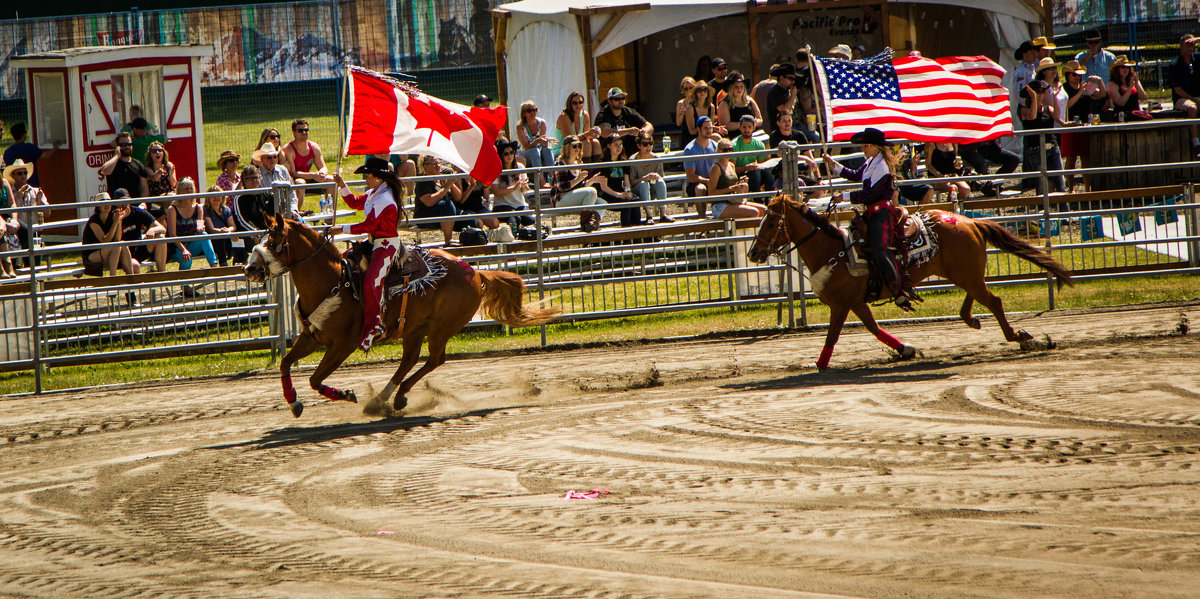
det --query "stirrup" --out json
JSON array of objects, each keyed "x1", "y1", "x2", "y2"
[{"x1": 894, "y1": 295, "x2": 916, "y2": 313}]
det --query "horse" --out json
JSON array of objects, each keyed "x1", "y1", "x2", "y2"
[
  {"x1": 746, "y1": 193, "x2": 1073, "y2": 369},
  {"x1": 243, "y1": 215, "x2": 558, "y2": 417}
]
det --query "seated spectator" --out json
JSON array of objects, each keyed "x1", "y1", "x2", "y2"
[
  {"x1": 415, "y1": 155, "x2": 465, "y2": 246},
  {"x1": 203, "y1": 186, "x2": 244, "y2": 266},
  {"x1": 682, "y1": 117, "x2": 719, "y2": 218},
  {"x1": 769, "y1": 113, "x2": 818, "y2": 178},
  {"x1": 4, "y1": 159, "x2": 47, "y2": 266},
  {"x1": 731, "y1": 115, "x2": 774, "y2": 192},
  {"x1": 81, "y1": 192, "x2": 135, "y2": 277},
  {"x1": 896, "y1": 146, "x2": 936, "y2": 205},
  {"x1": 253, "y1": 141, "x2": 300, "y2": 217},
  {"x1": 708, "y1": 138, "x2": 766, "y2": 220},
  {"x1": 791, "y1": 50, "x2": 821, "y2": 144},
  {"x1": 165, "y1": 178, "x2": 219, "y2": 270},
  {"x1": 472, "y1": 94, "x2": 491, "y2": 108},
  {"x1": 959, "y1": 137, "x2": 1020, "y2": 196},
  {"x1": 594, "y1": 87, "x2": 654, "y2": 158},
  {"x1": 1168, "y1": 34, "x2": 1200, "y2": 156},
  {"x1": 593, "y1": 134, "x2": 639, "y2": 228},
  {"x1": 1018, "y1": 80, "x2": 1065, "y2": 194},
  {"x1": 283, "y1": 118, "x2": 335, "y2": 212},
  {"x1": 99, "y1": 132, "x2": 150, "y2": 199},
  {"x1": 549, "y1": 135, "x2": 607, "y2": 233},
  {"x1": 144, "y1": 141, "x2": 177, "y2": 196},
  {"x1": 682, "y1": 80, "x2": 722, "y2": 146},
  {"x1": 252, "y1": 128, "x2": 282, "y2": 166},
  {"x1": 1106, "y1": 55, "x2": 1147, "y2": 122},
  {"x1": 115, "y1": 188, "x2": 168, "y2": 273},
  {"x1": 555, "y1": 91, "x2": 602, "y2": 162},
  {"x1": 923, "y1": 142, "x2": 971, "y2": 202},
  {"x1": 717, "y1": 71, "x2": 763, "y2": 134},
  {"x1": 675, "y1": 77, "x2": 697, "y2": 138},
  {"x1": 630, "y1": 132, "x2": 673, "y2": 224},
  {"x1": 0, "y1": 172, "x2": 16, "y2": 278},
  {"x1": 516, "y1": 100, "x2": 555, "y2": 187},
  {"x1": 454, "y1": 173, "x2": 500, "y2": 230},
  {"x1": 232, "y1": 167, "x2": 275, "y2": 233},
  {"x1": 489, "y1": 141, "x2": 535, "y2": 232},
  {"x1": 214, "y1": 150, "x2": 242, "y2": 207}
]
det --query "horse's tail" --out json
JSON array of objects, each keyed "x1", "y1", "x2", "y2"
[
  {"x1": 971, "y1": 217, "x2": 1074, "y2": 289},
  {"x1": 477, "y1": 269, "x2": 561, "y2": 327}
]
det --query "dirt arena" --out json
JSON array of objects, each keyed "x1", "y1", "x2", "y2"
[{"x1": 0, "y1": 301, "x2": 1197, "y2": 598}]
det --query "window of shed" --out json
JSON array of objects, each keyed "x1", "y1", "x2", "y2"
[{"x1": 32, "y1": 73, "x2": 68, "y2": 147}]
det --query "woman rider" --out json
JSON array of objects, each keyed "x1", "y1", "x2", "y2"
[
  {"x1": 332, "y1": 157, "x2": 406, "y2": 352},
  {"x1": 822, "y1": 127, "x2": 918, "y2": 311}
]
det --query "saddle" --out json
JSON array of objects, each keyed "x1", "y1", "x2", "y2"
[
  {"x1": 843, "y1": 206, "x2": 939, "y2": 304},
  {"x1": 342, "y1": 240, "x2": 429, "y2": 302}
]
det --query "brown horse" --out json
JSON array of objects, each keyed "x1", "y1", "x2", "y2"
[
  {"x1": 747, "y1": 194, "x2": 1072, "y2": 369},
  {"x1": 244, "y1": 215, "x2": 558, "y2": 417}
]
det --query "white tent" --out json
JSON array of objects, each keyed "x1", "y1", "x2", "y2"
[{"x1": 495, "y1": 0, "x2": 1046, "y2": 136}]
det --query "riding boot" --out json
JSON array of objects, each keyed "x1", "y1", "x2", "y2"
[{"x1": 870, "y1": 250, "x2": 914, "y2": 311}]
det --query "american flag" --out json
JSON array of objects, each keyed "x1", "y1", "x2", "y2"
[{"x1": 813, "y1": 50, "x2": 1012, "y2": 144}]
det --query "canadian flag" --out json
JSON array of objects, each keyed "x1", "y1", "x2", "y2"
[{"x1": 344, "y1": 66, "x2": 508, "y2": 185}]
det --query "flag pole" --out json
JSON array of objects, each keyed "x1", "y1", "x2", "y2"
[
  {"x1": 808, "y1": 48, "x2": 837, "y2": 207},
  {"x1": 337, "y1": 61, "x2": 349, "y2": 175}
]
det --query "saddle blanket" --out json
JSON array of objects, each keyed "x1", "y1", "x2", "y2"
[{"x1": 387, "y1": 245, "x2": 447, "y2": 299}]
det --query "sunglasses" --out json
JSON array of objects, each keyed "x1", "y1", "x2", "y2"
[
  {"x1": 570, "y1": 143, "x2": 583, "y2": 148},
  {"x1": 714, "y1": 66, "x2": 728, "y2": 71},
  {"x1": 296, "y1": 128, "x2": 309, "y2": 133},
  {"x1": 268, "y1": 133, "x2": 280, "y2": 139},
  {"x1": 1087, "y1": 40, "x2": 1101, "y2": 45},
  {"x1": 718, "y1": 147, "x2": 733, "y2": 152},
  {"x1": 151, "y1": 149, "x2": 163, "y2": 153},
  {"x1": 118, "y1": 142, "x2": 132, "y2": 147},
  {"x1": 637, "y1": 141, "x2": 652, "y2": 146},
  {"x1": 502, "y1": 150, "x2": 514, "y2": 155}
]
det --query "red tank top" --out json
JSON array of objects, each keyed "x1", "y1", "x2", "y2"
[{"x1": 288, "y1": 140, "x2": 314, "y2": 172}]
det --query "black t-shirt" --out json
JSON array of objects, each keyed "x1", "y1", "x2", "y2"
[
  {"x1": 105, "y1": 159, "x2": 150, "y2": 199},
  {"x1": 594, "y1": 106, "x2": 648, "y2": 156},
  {"x1": 764, "y1": 83, "x2": 791, "y2": 135},
  {"x1": 456, "y1": 182, "x2": 488, "y2": 213},
  {"x1": 1063, "y1": 82, "x2": 1099, "y2": 123},
  {"x1": 769, "y1": 129, "x2": 806, "y2": 148},
  {"x1": 597, "y1": 164, "x2": 627, "y2": 201},
  {"x1": 121, "y1": 207, "x2": 157, "y2": 241},
  {"x1": 708, "y1": 77, "x2": 731, "y2": 96},
  {"x1": 82, "y1": 212, "x2": 115, "y2": 246},
  {"x1": 234, "y1": 192, "x2": 274, "y2": 231},
  {"x1": 1167, "y1": 55, "x2": 1200, "y2": 102}
]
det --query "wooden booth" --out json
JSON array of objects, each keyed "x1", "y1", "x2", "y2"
[
  {"x1": 10, "y1": 44, "x2": 212, "y2": 242},
  {"x1": 1084, "y1": 120, "x2": 1200, "y2": 191}
]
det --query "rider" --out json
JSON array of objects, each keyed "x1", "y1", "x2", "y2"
[
  {"x1": 822, "y1": 127, "x2": 918, "y2": 311},
  {"x1": 332, "y1": 156, "x2": 406, "y2": 352}
]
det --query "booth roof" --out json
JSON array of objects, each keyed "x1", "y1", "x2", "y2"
[{"x1": 11, "y1": 44, "x2": 214, "y2": 68}]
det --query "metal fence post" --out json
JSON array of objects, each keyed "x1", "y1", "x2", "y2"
[
  {"x1": 27, "y1": 238, "x2": 42, "y2": 394},
  {"x1": 532, "y1": 178, "x2": 548, "y2": 347},
  {"x1": 272, "y1": 181, "x2": 299, "y2": 344},
  {"x1": 1038, "y1": 130, "x2": 1055, "y2": 309},
  {"x1": 1188, "y1": 182, "x2": 1199, "y2": 269},
  {"x1": 779, "y1": 141, "x2": 803, "y2": 325}
]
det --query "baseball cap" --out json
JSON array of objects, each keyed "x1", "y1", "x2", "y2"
[
  {"x1": 607, "y1": 87, "x2": 627, "y2": 99},
  {"x1": 695, "y1": 116, "x2": 711, "y2": 128}
]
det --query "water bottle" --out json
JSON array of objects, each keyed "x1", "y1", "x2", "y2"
[{"x1": 1117, "y1": 111, "x2": 1125, "y2": 123}]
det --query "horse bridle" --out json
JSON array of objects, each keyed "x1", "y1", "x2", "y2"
[
  {"x1": 261, "y1": 228, "x2": 333, "y2": 280},
  {"x1": 759, "y1": 200, "x2": 822, "y2": 258}
]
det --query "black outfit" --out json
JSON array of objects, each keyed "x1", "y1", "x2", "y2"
[
  {"x1": 594, "y1": 106, "x2": 649, "y2": 157},
  {"x1": 1019, "y1": 90, "x2": 1065, "y2": 194},
  {"x1": 960, "y1": 139, "x2": 1020, "y2": 195},
  {"x1": 768, "y1": 129, "x2": 806, "y2": 148},
  {"x1": 105, "y1": 159, "x2": 150, "y2": 199},
  {"x1": 1063, "y1": 82, "x2": 1101, "y2": 123},
  {"x1": 1168, "y1": 55, "x2": 1200, "y2": 103},
  {"x1": 81, "y1": 212, "x2": 116, "y2": 262},
  {"x1": 234, "y1": 191, "x2": 275, "y2": 232},
  {"x1": 764, "y1": 83, "x2": 791, "y2": 135},
  {"x1": 595, "y1": 164, "x2": 639, "y2": 227},
  {"x1": 121, "y1": 207, "x2": 158, "y2": 261},
  {"x1": 708, "y1": 77, "x2": 731, "y2": 97}
]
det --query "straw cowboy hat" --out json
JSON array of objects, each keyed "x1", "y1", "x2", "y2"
[
  {"x1": 1109, "y1": 55, "x2": 1137, "y2": 71},
  {"x1": 1031, "y1": 36, "x2": 1057, "y2": 50},
  {"x1": 1035, "y1": 57, "x2": 1059, "y2": 75},
  {"x1": 251, "y1": 142, "x2": 281, "y2": 162},
  {"x1": 1062, "y1": 60, "x2": 1086, "y2": 75},
  {"x1": 2, "y1": 159, "x2": 33, "y2": 184},
  {"x1": 216, "y1": 150, "x2": 241, "y2": 169}
]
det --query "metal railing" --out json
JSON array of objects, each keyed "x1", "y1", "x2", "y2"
[{"x1": 2, "y1": 123, "x2": 1198, "y2": 392}]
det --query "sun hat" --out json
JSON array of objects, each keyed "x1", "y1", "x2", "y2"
[
  {"x1": 849, "y1": 127, "x2": 892, "y2": 147},
  {"x1": 770, "y1": 63, "x2": 796, "y2": 78},
  {"x1": 353, "y1": 156, "x2": 391, "y2": 175},
  {"x1": 1062, "y1": 60, "x2": 1086, "y2": 75},
  {"x1": 1035, "y1": 57, "x2": 1059, "y2": 74},
  {"x1": 607, "y1": 87, "x2": 627, "y2": 99},
  {"x1": 1031, "y1": 36, "x2": 1057, "y2": 50},
  {"x1": 2, "y1": 159, "x2": 33, "y2": 183},
  {"x1": 828, "y1": 44, "x2": 852, "y2": 59},
  {"x1": 1109, "y1": 55, "x2": 1136, "y2": 71},
  {"x1": 217, "y1": 150, "x2": 241, "y2": 169},
  {"x1": 251, "y1": 142, "x2": 280, "y2": 162}
]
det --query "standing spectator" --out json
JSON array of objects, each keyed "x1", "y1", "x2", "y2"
[
  {"x1": 1032, "y1": 36, "x2": 1056, "y2": 60},
  {"x1": 416, "y1": 156, "x2": 464, "y2": 246},
  {"x1": 99, "y1": 132, "x2": 150, "y2": 199},
  {"x1": 764, "y1": 63, "x2": 798, "y2": 136},
  {"x1": 473, "y1": 94, "x2": 491, "y2": 108},
  {"x1": 852, "y1": 45, "x2": 866, "y2": 60},
  {"x1": 717, "y1": 72, "x2": 763, "y2": 134},
  {"x1": 682, "y1": 80, "x2": 721, "y2": 146},
  {"x1": 593, "y1": 134, "x2": 639, "y2": 228},
  {"x1": 923, "y1": 142, "x2": 971, "y2": 202},
  {"x1": 1062, "y1": 60, "x2": 1105, "y2": 190},
  {"x1": 594, "y1": 87, "x2": 654, "y2": 158},
  {"x1": 515, "y1": 100, "x2": 555, "y2": 186},
  {"x1": 4, "y1": 159, "x2": 48, "y2": 263},
  {"x1": 675, "y1": 77, "x2": 697, "y2": 138},
  {"x1": 750, "y1": 68, "x2": 776, "y2": 128},
  {"x1": 1010, "y1": 40, "x2": 1039, "y2": 116},
  {"x1": 119, "y1": 105, "x2": 159, "y2": 135},
  {"x1": 282, "y1": 118, "x2": 334, "y2": 211},
  {"x1": 694, "y1": 55, "x2": 713, "y2": 83},
  {"x1": 0, "y1": 172, "x2": 18, "y2": 278},
  {"x1": 252, "y1": 128, "x2": 282, "y2": 166},
  {"x1": 828, "y1": 44, "x2": 852, "y2": 60},
  {"x1": 1018, "y1": 80, "x2": 1065, "y2": 194},
  {"x1": 1106, "y1": 56, "x2": 1146, "y2": 121},
  {"x1": 214, "y1": 150, "x2": 242, "y2": 207},
  {"x1": 253, "y1": 142, "x2": 300, "y2": 217},
  {"x1": 166, "y1": 178, "x2": 219, "y2": 271},
  {"x1": 115, "y1": 188, "x2": 168, "y2": 273},
  {"x1": 708, "y1": 138, "x2": 766, "y2": 220},
  {"x1": 682, "y1": 117, "x2": 719, "y2": 218},
  {"x1": 732, "y1": 115, "x2": 774, "y2": 192},
  {"x1": 792, "y1": 49, "x2": 820, "y2": 143},
  {"x1": 232, "y1": 167, "x2": 275, "y2": 233},
  {"x1": 1075, "y1": 29, "x2": 1116, "y2": 81},
  {"x1": 81, "y1": 194, "x2": 135, "y2": 277},
  {"x1": 126, "y1": 118, "x2": 162, "y2": 167},
  {"x1": 549, "y1": 135, "x2": 607, "y2": 233},
  {"x1": 1168, "y1": 34, "x2": 1200, "y2": 156},
  {"x1": 1037, "y1": 58, "x2": 1068, "y2": 127},
  {"x1": 203, "y1": 186, "x2": 244, "y2": 266},
  {"x1": 555, "y1": 91, "x2": 602, "y2": 162},
  {"x1": 708, "y1": 57, "x2": 732, "y2": 98},
  {"x1": 3, "y1": 122, "x2": 57, "y2": 188},
  {"x1": 630, "y1": 132, "x2": 673, "y2": 223},
  {"x1": 144, "y1": 141, "x2": 178, "y2": 196},
  {"x1": 489, "y1": 142, "x2": 535, "y2": 231}
]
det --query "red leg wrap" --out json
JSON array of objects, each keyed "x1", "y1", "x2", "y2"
[
  {"x1": 874, "y1": 329, "x2": 904, "y2": 351},
  {"x1": 318, "y1": 385, "x2": 342, "y2": 401},
  {"x1": 282, "y1": 378, "x2": 297, "y2": 404},
  {"x1": 816, "y1": 344, "x2": 835, "y2": 369}
]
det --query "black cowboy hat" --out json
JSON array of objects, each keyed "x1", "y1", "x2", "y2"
[
  {"x1": 849, "y1": 127, "x2": 892, "y2": 147},
  {"x1": 494, "y1": 138, "x2": 519, "y2": 153},
  {"x1": 770, "y1": 63, "x2": 796, "y2": 78},
  {"x1": 354, "y1": 156, "x2": 391, "y2": 175},
  {"x1": 1013, "y1": 40, "x2": 1036, "y2": 60}
]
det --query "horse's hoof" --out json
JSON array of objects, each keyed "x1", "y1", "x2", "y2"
[
  {"x1": 393, "y1": 395, "x2": 408, "y2": 411},
  {"x1": 898, "y1": 345, "x2": 917, "y2": 359},
  {"x1": 343, "y1": 389, "x2": 358, "y2": 404},
  {"x1": 1016, "y1": 329, "x2": 1034, "y2": 342},
  {"x1": 965, "y1": 317, "x2": 981, "y2": 330},
  {"x1": 289, "y1": 400, "x2": 304, "y2": 418}
]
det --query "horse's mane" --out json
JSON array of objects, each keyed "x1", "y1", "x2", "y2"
[
  {"x1": 774, "y1": 194, "x2": 842, "y2": 239},
  {"x1": 287, "y1": 219, "x2": 343, "y2": 262}
]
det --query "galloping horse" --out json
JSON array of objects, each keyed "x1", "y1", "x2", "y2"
[
  {"x1": 244, "y1": 215, "x2": 558, "y2": 417},
  {"x1": 747, "y1": 193, "x2": 1073, "y2": 368}
]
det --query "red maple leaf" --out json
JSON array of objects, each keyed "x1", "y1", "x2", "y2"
[{"x1": 406, "y1": 95, "x2": 474, "y2": 145}]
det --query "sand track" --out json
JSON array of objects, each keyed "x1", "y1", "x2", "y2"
[{"x1": 0, "y1": 302, "x2": 1198, "y2": 598}]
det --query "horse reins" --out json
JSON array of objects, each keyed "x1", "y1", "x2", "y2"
[
  {"x1": 263, "y1": 231, "x2": 333, "y2": 280},
  {"x1": 763, "y1": 201, "x2": 822, "y2": 259}
]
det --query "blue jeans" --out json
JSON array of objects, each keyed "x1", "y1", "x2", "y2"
[
  {"x1": 170, "y1": 237, "x2": 218, "y2": 270},
  {"x1": 633, "y1": 179, "x2": 667, "y2": 205},
  {"x1": 521, "y1": 146, "x2": 555, "y2": 170}
]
